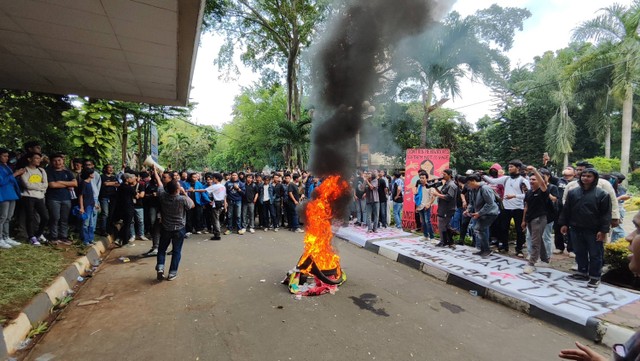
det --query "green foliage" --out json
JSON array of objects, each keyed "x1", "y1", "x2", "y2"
[
  {"x1": 62, "y1": 99, "x2": 119, "y2": 163},
  {"x1": 158, "y1": 119, "x2": 217, "y2": 171},
  {"x1": 0, "y1": 89, "x2": 72, "y2": 153},
  {"x1": 629, "y1": 168, "x2": 640, "y2": 189},
  {"x1": 585, "y1": 157, "x2": 621, "y2": 173}
]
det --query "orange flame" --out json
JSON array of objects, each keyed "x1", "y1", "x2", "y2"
[{"x1": 296, "y1": 175, "x2": 350, "y2": 276}]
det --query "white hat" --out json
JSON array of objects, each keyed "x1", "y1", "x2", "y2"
[{"x1": 465, "y1": 169, "x2": 474, "y2": 175}]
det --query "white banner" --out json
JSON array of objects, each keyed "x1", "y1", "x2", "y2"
[
  {"x1": 335, "y1": 225, "x2": 412, "y2": 247},
  {"x1": 374, "y1": 237, "x2": 640, "y2": 325}
]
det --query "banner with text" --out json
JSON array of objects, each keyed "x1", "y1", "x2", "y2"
[
  {"x1": 403, "y1": 149, "x2": 450, "y2": 231},
  {"x1": 374, "y1": 238, "x2": 640, "y2": 325}
]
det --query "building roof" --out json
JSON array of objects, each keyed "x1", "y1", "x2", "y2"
[{"x1": 0, "y1": 0, "x2": 204, "y2": 106}]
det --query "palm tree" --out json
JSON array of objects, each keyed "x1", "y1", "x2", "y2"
[
  {"x1": 274, "y1": 117, "x2": 311, "y2": 170},
  {"x1": 389, "y1": 7, "x2": 530, "y2": 147},
  {"x1": 572, "y1": 2, "x2": 640, "y2": 176},
  {"x1": 166, "y1": 133, "x2": 191, "y2": 170}
]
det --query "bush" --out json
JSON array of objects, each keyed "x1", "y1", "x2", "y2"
[
  {"x1": 585, "y1": 157, "x2": 621, "y2": 173},
  {"x1": 604, "y1": 238, "x2": 631, "y2": 271},
  {"x1": 629, "y1": 168, "x2": 640, "y2": 189}
]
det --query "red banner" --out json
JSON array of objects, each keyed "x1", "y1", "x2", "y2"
[{"x1": 402, "y1": 149, "x2": 450, "y2": 232}]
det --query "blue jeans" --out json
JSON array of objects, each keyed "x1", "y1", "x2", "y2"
[
  {"x1": 227, "y1": 201, "x2": 242, "y2": 231},
  {"x1": 393, "y1": 202, "x2": 403, "y2": 228},
  {"x1": 450, "y1": 208, "x2": 462, "y2": 231},
  {"x1": 611, "y1": 206, "x2": 626, "y2": 241},
  {"x1": 82, "y1": 206, "x2": 96, "y2": 244},
  {"x1": 130, "y1": 208, "x2": 145, "y2": 237},
  {"x1": 474, "y1": 214, "x2": 498, "y2": 252},
  {"x1": 570, "y1": 227, "x2": 604, "y2": 279},
  {"x1": 419, "y1": 207, "x2": 434, "y2": 238},
  {"x1": 156, "y1": 227, "x2": 186, "y2": 274},
  {"x1": 356, "y1": 198, "x2": 366, "y2": 223},
  {"x1": 47, "y1": 199, "x2": 71, "y2": 239},
  {"x1": 98, "y1": 197, "x2": 112, "y2": 234},
  {"x1": 366, "y1": 202, "x2": 380, "y2": 231},
  {"x1": 242, "y1": 202, "x2": 255, "y2": 229},
  {"x1": 0, "y1": 200, "x2": 16, "y2": 240},
  {"x1": 378, "y1": 201, "x2": 388, "y2": 227}
]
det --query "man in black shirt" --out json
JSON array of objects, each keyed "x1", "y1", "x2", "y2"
[
  {"x1": 98, "y1": 164, "x2": 119, "y2": 236},
  {"x1": 521, "y1": 167, "x2": 549, "y2": 274},
  {"x1": 377, "y1": 170, "x2": 389, "y2": 228},
  {"x1": 286, "y1": 173, "x2": 303, "y2": 232},
  {"x1": 242, "y1": 174, "x2": 258, "y2": 233},
  {"x1": 272, "y1": 174, "x2": 285, "y2": 231}
]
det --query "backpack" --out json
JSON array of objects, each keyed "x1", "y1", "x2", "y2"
[
  {"x1": 492, "y1": 188, "x2": 504, "y2": 212},
  {"x1": 392, "y1": 179, "x2": 403, "y2": 203}
]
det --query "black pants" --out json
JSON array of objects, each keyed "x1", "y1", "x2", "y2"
[
  {"x1": 119, "y1": 210, "x2": 134, "y2": 244},
  {"x1": 500, "y1": 208, "x2": 525, "y2": 252},
  {"x1": 23, "y1": 196, "x2": 49, "y2": 239},
  {"x1": 458, "y1": 214, "x2": 471, "y2": 244},
  {"x1": 274, "y1": 200, "x2": 283, "y2": 228}
]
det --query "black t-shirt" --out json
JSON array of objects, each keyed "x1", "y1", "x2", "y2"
[
  {"x1": 524, "y1": 187, "x2": 549, "y2": 222},
  {"x1": 287, "y1": 182, "x2": 300, "y2": 203},
  {"x1": 273, "y1": 183, "x2": 285, "y2": 201},
  {"x1": 133, "y1": 182, "x2": 145, "y2": 208},
  {"x1": 116, "y1": 183, "x2": 136, "y2": 213},
  {"x1": 244, "y1": 182, "x2": 258, "y2": 203},
  {"x1": 145, "y1": 181, "x2": 159, "y2": 208},
  {"x1": 377, "y1": 177, "x2": 388, "y2": 202},
  {"x1": 45, "y1": 168, "x2": 75, "y2": 201},
  {"x1": 354, "y1": 177, "x2": 365, "y2": 199},
  {"x1": 100, "y1": 174, "x2": 119, "y2": 199}
]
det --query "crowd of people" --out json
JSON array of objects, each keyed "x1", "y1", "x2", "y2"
[{"x1": 0, "y1": 140, "x2": 633, "y2": 287}]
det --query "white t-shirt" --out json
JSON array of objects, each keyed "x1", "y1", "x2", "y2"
[{"x1": 207, "y1": 183, "x2": 226, "y2": 202}]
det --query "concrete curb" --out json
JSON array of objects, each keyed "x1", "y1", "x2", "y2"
[
  {"x1": 356, "y1": 237, "x2": 636, "y2": 348},
  {"x1": 1, "y1": 238, "x2": 111, "y2": 360}
]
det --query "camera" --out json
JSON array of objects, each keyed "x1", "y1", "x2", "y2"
[{"x1": 425, "y1": 177, "x2": 444, "y2": 189}]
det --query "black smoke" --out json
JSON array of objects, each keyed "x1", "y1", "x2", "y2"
[{"x1": 309, "y1": 0, "x2": 454, "y2": 178}]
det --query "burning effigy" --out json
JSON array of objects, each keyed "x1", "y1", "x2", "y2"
[
  {"x1": 283, "y1": 176, "x2": 350, "y2": 296},
  {"x1": 283, "y1": 0, "x2": 451, "y2": 297}
]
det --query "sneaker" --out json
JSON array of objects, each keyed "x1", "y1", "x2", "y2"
[
  {"x1": 472, "y1": 250, "x2": 482, "y2": 256},
  {"x1": 185, "y1": 232, "x2": 192, "y2": 237},
  {"x1": 4, "y1": 238, "x2": 21, "y2": 246},
  {"x1": 420, "y1": 236, "x2": 431, "y2": 243},
  {"x1": 58, "y1": 239, "x2": 73, "y2": 246},
  {"x1": 196, "y1": 231, "x2": 203, "y2": 235},
  {"x1": 0, "y1": 239, "x2": 12, "y2": 249},
  {"x1": 156, "y1": 269, "x2": 164, "y2": 281},
  {"x1": 167, "y1": 273, "x2": 177, "y2": 281},
  {"x1": 273, "y1": 228, "x2": 279, "y2": 232},
  {"x1": 523, "y1": 265, "x2": 536, "y2": 274},
  {"x1": 224, "y1": 230, "x2": 232, "y2": 235},
  {"x1": 534, "y1": 261, "x2": 550, "y2": 268},
  {"x1": 479, "y1": 250, "x2": 491, "y2": 257},
  {"x1": 587, "y1": 278, "x2": 600, "y2": 288},
  {"x1": 139, "y1": 236, "x2": 151, "y2": 241},
  {"x1": 571, "y1": 264, "x2": 578, "y2": 271},
  {"x1": 294, "y1": 228, "x2": 304, "y2": 233},
  {"x1": 128, "y1": 236, "x2": 135, "y2": 244},
  {"x1": 238, "y1": 229, "x2": 246, "y2": 235},
  {"x1": 516, "y1": 252, "x2": 525, "y2": 258},
  {"x1": 202, "y1": 229, "x2": 209, "y2": 234},
  {"x1": 29, "y1": 237, "x2": 41, "y2": 246},
  {"x1": 264, "y1": 228, "x2": 268, "y2": 232},
  {"x1": 435, "y1": 242, "x2": 446, "y2": 247},
  {"x1": 38, "y1": 234, "x2": 48, "y2": 244},
  {"x1": 568, "y1": 252, "x2": 576, "y2": 258},
  {"x1": 249, "y1": 228, "x2": 255, "y2": 234},
  {"x1": 567, "y1": 274, "x2": 589, "y2": 281},
  {"x1": 210, "y1": 236, "x2": 222, "y2": 241},
  {"x1": 145, "y1": 248, "x2": 158, "y2": 256},
  {"x1": 552, "y1": 249, "x2": 563, "y2": 255}
]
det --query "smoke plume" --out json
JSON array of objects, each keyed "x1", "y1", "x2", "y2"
[{"x1": 309, "y1": 0, "x2": 454, "y2": 178}]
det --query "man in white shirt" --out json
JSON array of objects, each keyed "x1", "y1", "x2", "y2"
[{"x1": 207, "y1": 173, "x2": 227, "y2": 240}]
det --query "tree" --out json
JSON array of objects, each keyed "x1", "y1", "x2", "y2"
[
  {"x1": 0, "y1": 89, "x2": 72, "y2": 153},
  {"x1": 205, "y1": 0, "x2": 330, "y2": 124},
  {"x1": 572, "y1": 2, "x2": 640, "y2": 176},
  {"x1": 391, "y1": 5, "x2": 530, "y2": 147},
  {"x1": 62, "y1": 98, "x2": 120, "y2": 163}
]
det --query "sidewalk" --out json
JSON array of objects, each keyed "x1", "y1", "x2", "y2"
[{"x1": 335, "y1": 215, "x2": 640, "y2": 348}]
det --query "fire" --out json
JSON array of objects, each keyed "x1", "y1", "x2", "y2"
[
  {"x1": 297, "y1": 175, "x2": 349, "y2": 275},
  {"x1": 284, "y1": 175, "x2": 350, "y2": 296}
]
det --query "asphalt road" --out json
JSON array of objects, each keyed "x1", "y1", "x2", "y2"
[{"x1": 24, "y1": 229, "x2": 611, "y2": 361}]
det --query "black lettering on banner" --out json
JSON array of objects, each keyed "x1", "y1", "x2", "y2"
[
  {"x1": 582, "y1": 296, "x2": 617, "y2": 310},
  {"x1": 547, "y1": 283, "x2": 567, "y2": 294},
  {"x1": 598, "y1": 291, "x2": 628, "y2": 302},
  {"x1": 463, "y1": 269, "x2": 488, "y2": 280},
  {"x1": 553, "y1": 298, "x2": 598, "y2": 312},
  {"x1": 489, "y1": 264, "x2": 511, "y2": 271},
  {"x1": 531, "y1": 278, "x2": 550, "y2": 287},
  {"x1": 517, "y1": 286, "x2": 558, "y2": 298},
  {"x1": 490, "y1": 279, "x2": 512, "y2": 287}
]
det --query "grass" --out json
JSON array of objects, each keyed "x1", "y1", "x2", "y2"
[{"x1": 0, "y1": 245, "x2": 79, "y2": 324}]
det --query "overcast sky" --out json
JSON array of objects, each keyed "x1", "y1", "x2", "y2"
[{"x1": 188, "y1": 0, "x2": 631, "y2": 128}]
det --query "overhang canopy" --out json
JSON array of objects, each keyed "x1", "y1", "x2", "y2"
[{"x1": 0, "y1": 0, "x2": 204, "y2": 106}]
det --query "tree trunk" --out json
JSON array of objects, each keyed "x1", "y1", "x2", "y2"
[
  {"x1": 135, "y1": 116, "x2": 143, "y2": 169},
  {"x1": 286, "y1": 31, "x2": 300, "y2": 123},
  {"x1": 604, "y1": 122, "x2": 611, "y2": 158},
  {"x1": 620, "y1": 85, "x2": 633, "y2": 177},
  {"x1": 563, "y1": 153, "x2": 569, "y2": 168},
  {"x1": 420, "y1": 87, "x2": 434, "y2": 148},
  {"x1": 121, "y1": 111, "x2": 128, "y2": 168}
]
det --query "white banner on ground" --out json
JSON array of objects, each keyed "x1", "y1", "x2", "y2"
[
  {"x1": 374, "y1": 237, "x2": 640, "y2": 325},
  {"x1": 335, "y1": 225, "x2": 412, "y2": 247}
]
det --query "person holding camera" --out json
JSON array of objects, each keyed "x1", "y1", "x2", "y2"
[
  {"x1": 431, "y1": 169, "x2": 457, "y2": 247},
  {"x1": 364, "y1": 170, "x2": 380, "y2": 233}
]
